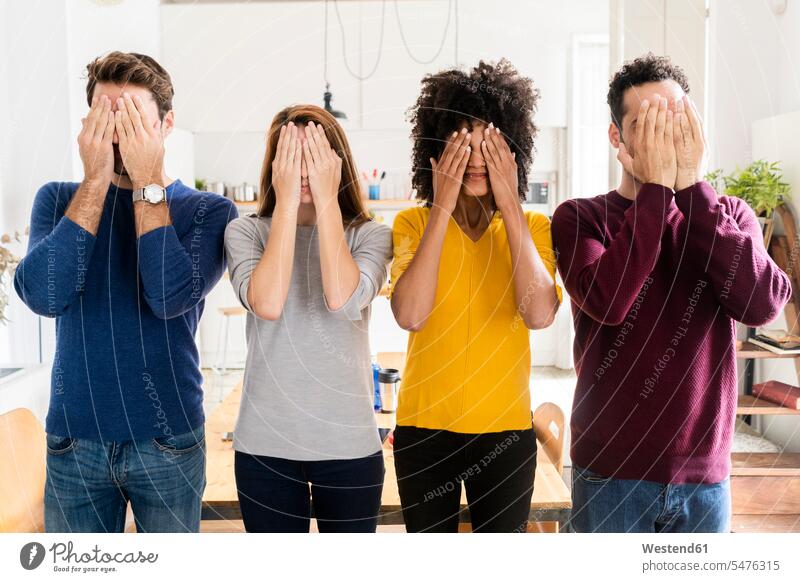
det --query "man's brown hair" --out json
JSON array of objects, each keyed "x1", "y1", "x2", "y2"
[{"x1": 85, "y1": 51, "x2": 174, "y2": 120}]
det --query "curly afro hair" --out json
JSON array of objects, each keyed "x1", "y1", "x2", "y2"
[
  {"x1": 407, "y1": 59, "x2": 539, "y2": 206},
  {"x1": 608, "y1": 53, "x2": 690, "y2": 131}
]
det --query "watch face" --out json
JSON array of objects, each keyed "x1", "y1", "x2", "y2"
[{"x1": 144, "y1": 184, "x2": 165, "y2": 203}]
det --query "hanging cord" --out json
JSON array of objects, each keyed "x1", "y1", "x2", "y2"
[
  {"x1": 395, "y1": 0, "x2": 453, "y2": 65},
  {"x1": 324, "y1": 0, "x2": 329, "y2": 85},
  {"x1": 453, "y1": 0, "x2": 458, "y2": 65},
  {"x1": 332, "y1": 0, "x2": 387, "y2": 81}
]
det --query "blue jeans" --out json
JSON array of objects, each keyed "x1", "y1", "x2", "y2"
[
  {"x1": 569, "y1": 465, "x2": 731, "y2": 533},
  {"x1": 234, "y1": 450, "x2": 384, "y2": 532},
  {"x1": 44, "y1": 427, "x2": 206, "y2": 533}
]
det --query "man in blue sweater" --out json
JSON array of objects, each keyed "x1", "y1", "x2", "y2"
[{"x1": 14, "y1": 52, "x2": 237, "y2": 532}]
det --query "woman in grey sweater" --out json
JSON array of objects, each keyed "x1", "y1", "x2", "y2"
[{"x1": 224, "y1": 105, "x2": 392, "y2": 532}]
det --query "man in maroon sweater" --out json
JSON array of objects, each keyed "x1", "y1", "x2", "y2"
[{"x1": 551, "y1": 54, "x2": 791, "y2": 533}]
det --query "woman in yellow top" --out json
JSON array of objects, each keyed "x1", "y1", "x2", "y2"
[{"x1": 390, "y1": 59, "x2": 561, "y2": 532}]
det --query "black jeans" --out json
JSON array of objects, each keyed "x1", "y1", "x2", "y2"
[
  {"x1": 234, "y1": 450, "x2": 384, "y2": 533},
  {"x1": 393, "y1": 425, "x2": 537, "y2": 532}
]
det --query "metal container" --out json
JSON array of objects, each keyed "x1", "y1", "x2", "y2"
[
  {"x1": 378, "y1": 368, "x2": 401, "y2": 413},
  {"x1": 206, "y1": 181, "x2": 225, "y2": 196}
]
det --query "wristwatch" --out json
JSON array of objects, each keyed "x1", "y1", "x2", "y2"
[{"x1": 133, "y1": 184, "x2": 167, "y2": 204}]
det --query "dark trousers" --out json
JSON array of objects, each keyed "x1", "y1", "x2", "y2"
[
  {"x1": 393, "y1": 425, "x2": 537, "y2": 532},
  {"x1": 234, "y1": 450, "x2": 384, "y2": 533}
]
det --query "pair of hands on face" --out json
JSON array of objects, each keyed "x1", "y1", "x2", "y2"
[
  {"x1": 430, "y1": 124, "x2": 518, "y2": 214},
  {"x1": 78, "y1": 92, "x2": 165, "y2": 189},
  {"x1": 271, "y1": 121, "x2": 342, "y2": 211},
  {"x1": 617, "y1": 95, "x2": 707, "y2": 192}
]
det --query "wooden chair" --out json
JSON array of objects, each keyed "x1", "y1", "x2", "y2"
[
  {"x1": 0, "y1": 408, "x2": 46, "y2": 532},
  {"x1": 528, "y1": 402, "x2": 566, "y2": 532}
]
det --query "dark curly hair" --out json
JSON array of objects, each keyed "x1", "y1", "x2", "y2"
[
  {"x1": 407, "y1": 59, "x2": 539, "y2": 206},
  {"x1": 608, "y1": 53, "x2": 690, "y2": 132}
]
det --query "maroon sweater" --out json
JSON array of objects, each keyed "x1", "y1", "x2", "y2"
[{"x1": 551, "y1": 181, "x2": 791, "y2": 484}]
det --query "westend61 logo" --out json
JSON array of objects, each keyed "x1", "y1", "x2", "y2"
[{"x1": 19, "y1": 541, "x2": 158, "y2": 574}]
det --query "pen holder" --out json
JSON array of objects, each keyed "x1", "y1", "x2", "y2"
[{"x1": 368, "y1": 184, "x2": 380, "y2": 200}]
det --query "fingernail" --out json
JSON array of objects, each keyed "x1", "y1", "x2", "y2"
[
  {"x1": 461, "y1": 128, "x2": 467, "y2": 134},
  {"x1": 495, "y1": 127, "x2": 500, "y2": 134},
  {"x1": 466, "y1": 146, "x2": 471, "y2": 152},
  {"x1": 452, "y1": 131, "x2": 457, "y2": 138},
  {"x1": 642, "y1": 100, "x2": 649, "y2": 107}
]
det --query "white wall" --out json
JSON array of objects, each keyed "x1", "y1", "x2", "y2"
[
  {"x1": 0, "y1": 0, "x2": 167, "y2": 427},
  {"x1": 613, "y1": 0, "x2": 707, "y2": 113},
  {"x1": 0, "y1": 1, "x2": 74, "y2": 367},
  {"x1": 708, "y1": 0, "x2": 800, "y2": 452},
  {"x1": 65, "y1": 0, "x2": 162, "y2": 179},
  {"x1": 707, "y1": 0, "x2": 784, "y2": 174},
  {"x1": 160, "y1": 0, "x2": 608, "y2": 187}
]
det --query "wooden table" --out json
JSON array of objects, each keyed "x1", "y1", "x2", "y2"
[{"x1": 202, "y1": 382, "x2": 572, "y2": 528}]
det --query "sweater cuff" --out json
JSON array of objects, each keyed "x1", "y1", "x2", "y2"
[
  {"x1": 137, "y1": 225, "x2": 191, "y2": 284},
  {"x1": 52, "y1": 216, "x2": 98, "y2": 278},
  {"x1": 635, "y1": 183, "x2": 675, "y2": 209},
  {"x1": 674, "y1": 180, "x2": 717, "y2": 214},
  {"x1": 323, "y1": 277, "x2": 368, "y2": 321},
  {"x1": 57, "y1": 215, "x2": 97, "y2": 246}
]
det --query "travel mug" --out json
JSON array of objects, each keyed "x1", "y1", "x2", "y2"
[{"x1": 378, "y1": 368, "x2": 401, "y2": 413}]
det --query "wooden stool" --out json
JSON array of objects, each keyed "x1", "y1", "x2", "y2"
[{"x1": 213, "y1": 306, "x2": 247, "y2": 376}]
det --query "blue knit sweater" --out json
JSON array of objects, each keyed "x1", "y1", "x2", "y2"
[{"x1": 14, "y1": 180, "x2": 238, "y2": 440}]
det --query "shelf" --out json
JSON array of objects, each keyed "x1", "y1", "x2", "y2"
[
  {"x1": 233, "y1": 199, "x2": 418, "y2": 211},
  {"x1": 736, "y1": 340, "x2": 800, "y2": 359},
  {"x1": 737, "y1": 394, "x2": 800, "y2": 415},
  {"x1": 731, "y1": 452, "x2": 800, "y2": 477},
  {"x1": 366, "y1": 199, "x2": 418, "y2": 210}
]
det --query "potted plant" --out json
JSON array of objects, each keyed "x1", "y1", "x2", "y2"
[{"x1": 705, "y1": 160, "x2": 790, "y2": 246}]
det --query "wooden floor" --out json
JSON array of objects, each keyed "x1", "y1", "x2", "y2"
[{"x1": 731, "y1": 514, "x2": 800, "y2": 533}]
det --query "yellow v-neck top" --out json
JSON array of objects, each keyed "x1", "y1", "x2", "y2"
[{"x1": 389, "y1": 206, "x2": 561, "y2": 434}]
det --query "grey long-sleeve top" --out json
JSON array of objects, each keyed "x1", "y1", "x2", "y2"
[{"x1": 224, "y1": 214, "x2": 393, "y2": 460}]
